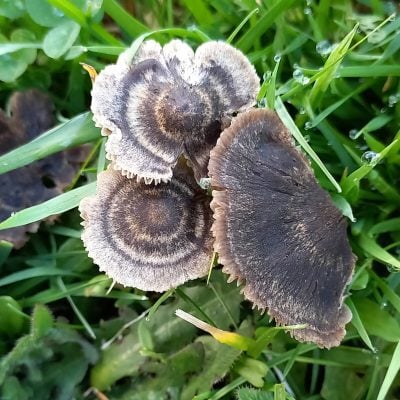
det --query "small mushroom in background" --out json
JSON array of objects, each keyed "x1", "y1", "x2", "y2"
[
  {"x1": 91, "y1": 39, "x2": 260, "y2": 184},
  {"x1": 79, "y1": 163, "x2": 213, "y2": 291},
  {"x1": 208, "y1": 108, "x2": 356, "y2": 348},
  {"x1": 0, "y1": 90, "x2": 88, "y2": 248}
]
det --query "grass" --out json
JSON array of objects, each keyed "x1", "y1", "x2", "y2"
[{"x1": 0, "y1": 0, "x2": 400, "y2": 399}]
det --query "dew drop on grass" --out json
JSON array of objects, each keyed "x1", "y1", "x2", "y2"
[
  {"x1": 316, "y1": 40, "x2": 334, "y2": 56},
  {"x1": 293, "y1": 69, "x2": 310, "y2": 85},
  {"x1": 299, "y1": 107, "x2": 306, "y2": 115},
  {"x1": 263, "y1": 71, "x2": 271, "y2": 81},
  {"x1": 349, "y1": 129, "x2": 359, "y2": 140},
  {"x1": 361, "y1": 151, "x2": 380, "y2": 165},
  {"x1": 388, "y1": 93, "x2": 399, "y2": 107},
  {"x1": 273, "y1": 53, "x2": 281, "y2": 62},
  {"x1": 304, "y1": 121, "x2": 312, "y2": 130},
  {"x1": 304, "y1": 7, "x2": 312, "y2": 15}
]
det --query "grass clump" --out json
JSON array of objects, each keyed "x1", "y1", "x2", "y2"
[{"x1": 0, "y1": 1, "x2": 400, "y2": 399}]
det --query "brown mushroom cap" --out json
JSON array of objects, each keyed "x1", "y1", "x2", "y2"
[
  {"x1": 91, "y1": 40, "x2": 259, "y2": 184},
  {"x1": 0, "y1": 90, "x2": 88, "y2": 248},
  {"x1": 209, "y1": 109, "x2": 356, "y2": 348},
  {"x1": 79, "y1": 164, "x2": 213, "y2": 291}
]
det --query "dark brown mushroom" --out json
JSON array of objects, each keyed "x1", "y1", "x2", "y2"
[
  {"x1": 0, "y1": 90, "x2": 88, "y2": 248},
  {"x1": 91, "y1": 40, "x2": 259, "y2": 184},
  {"x1": 208, "y1": 109, "x2": 356, "y2": 348},
  {"x1": 79, "y1": 163, "x2": 213, "y2": 291}
]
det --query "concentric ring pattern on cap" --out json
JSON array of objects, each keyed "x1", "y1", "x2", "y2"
[
  {"x1": 80, "y1": 164, "x2": 213, "y2": 291},
  {"x1": 90, "y1": 39, "x2": 259, "y2": 184},
  {"x1": 209, "y1": 108, "x2": 356, "y2": 348}
]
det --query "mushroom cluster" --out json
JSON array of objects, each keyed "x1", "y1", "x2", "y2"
[{"x1": 80, "y1": 39, "x2": 356, "y2": 348}]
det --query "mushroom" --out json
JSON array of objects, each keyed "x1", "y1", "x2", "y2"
[
  {"x1": 0, "y1": 90, "x2": 88, "y2": 248},
  {"x1": 208, "y1": 109, "x2": 356, "y2": 348},
  {"x1": 79, "y1": 163, "x2": 213, "y2": 291},
  {"x1": 91, "y1": 39, "x2": 259, "y2": 184}
]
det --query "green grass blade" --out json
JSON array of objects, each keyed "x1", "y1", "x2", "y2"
[
  {"x1": 180, "y1": 0, "x2": 214, "y2": 26},
  {"x1": 337, "y1": 65, "x2": 400, "y2": 78},
  {"x1": 57, "y1": 277, "x2": 96, "y2": 339},
  {"x1": 227, "y1": 8, "x2": 259, "y2": 44},
  {"x1": 0, "y1": 267, "x2": 80, "y2": 287},
  {"x1": 377, "y1": 340, "x2": 400, "y2": 400},
  {"x1": 0, "y1": 112, "x2": 99, "y2": 175},
  {"x1": 0, "y1": 182, "x2": 96, "y2": 230},
  {"x1": 347, "y1": 299, "x2": 375, "y2": 351},
  {"x1": 275, "y1": 97, "x2": 342, "y2": 193},
  {"x1": 102, "y1": 0, "x2": 149, "y2": 37},
  {"x1": 236, "y1": 0, "x2": 297, "y2": 51},
  {"x1": 309, "y1": 24, "x2": 358, "y2": 106},
  {"x1": 357, "y1": 234, "x2": 400, "y2": 270}
]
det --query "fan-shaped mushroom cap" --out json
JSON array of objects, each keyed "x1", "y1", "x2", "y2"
[
  {"x1": 80, "y1": 164, "x2": 213, "y2": 291},
  {"x1": 91, "y1": 39, "x2": 259, "y2": 184},
  {"x1": 209, "y1": 109, "x2": 356, "y2": 348},
  {"x1": 0, "y1": 90, "x2": 88, "y2": 248}
]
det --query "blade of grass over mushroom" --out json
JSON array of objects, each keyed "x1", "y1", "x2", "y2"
[
  {"x1": 309, "y1": 24, "x2": 357, "y2": 107},
  {"x1": 275, "y1": 97, "x2": 342, "y2": 193},
  {"x1": 0, "y1": 182, "x2": 96, "y2": 230},
  {"x1": 0, "y1": 112, "x2": 99, "y2": 175},
  {"x1": 377, "y1": 340, "x2": 400, "y2": 400},
  {"x1": 235, "y1": 0, "x2": 297, "y2": 52}
]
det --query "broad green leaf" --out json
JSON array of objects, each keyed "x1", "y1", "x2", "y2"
[
  {"x1": 0, "y1": 35, "x2": 28, "y2": 82},
  {"x1": 25, "y1": 0, "x2": 67, "y2": 27},
  {"x1": 0, "y1": 182, "x2": 96, "y2": 230},
  {"x1": 0, "y1": 112, "x2": 100, "y2": 175},
  {"x1": 0, "y1": 0, "x2": 24, "y2": 19},
  {"x1": 9, "y1": 29, "x2": 37, "y2": 64},
  {"x1": 353, "y1": 298, "x2": 400, "y2": 342},
  {"x1": 43, "y1": 20, "x2": 81, "y2": 59},
  {"x1": 321, "y1": 366, "x2": 365, "y2": 400},
  {"x1": 234, "y1": 357, "x2": 268, "y2": 388},
  {"x1": 236, "y1": 388, "x2": 273, "y2": 400},
  {"x1": 181, "y1": 336, "x2": 241, "y2": 400},
  {"x1": 0, "y1": 296, "x2": 24, "y2": 337}
]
